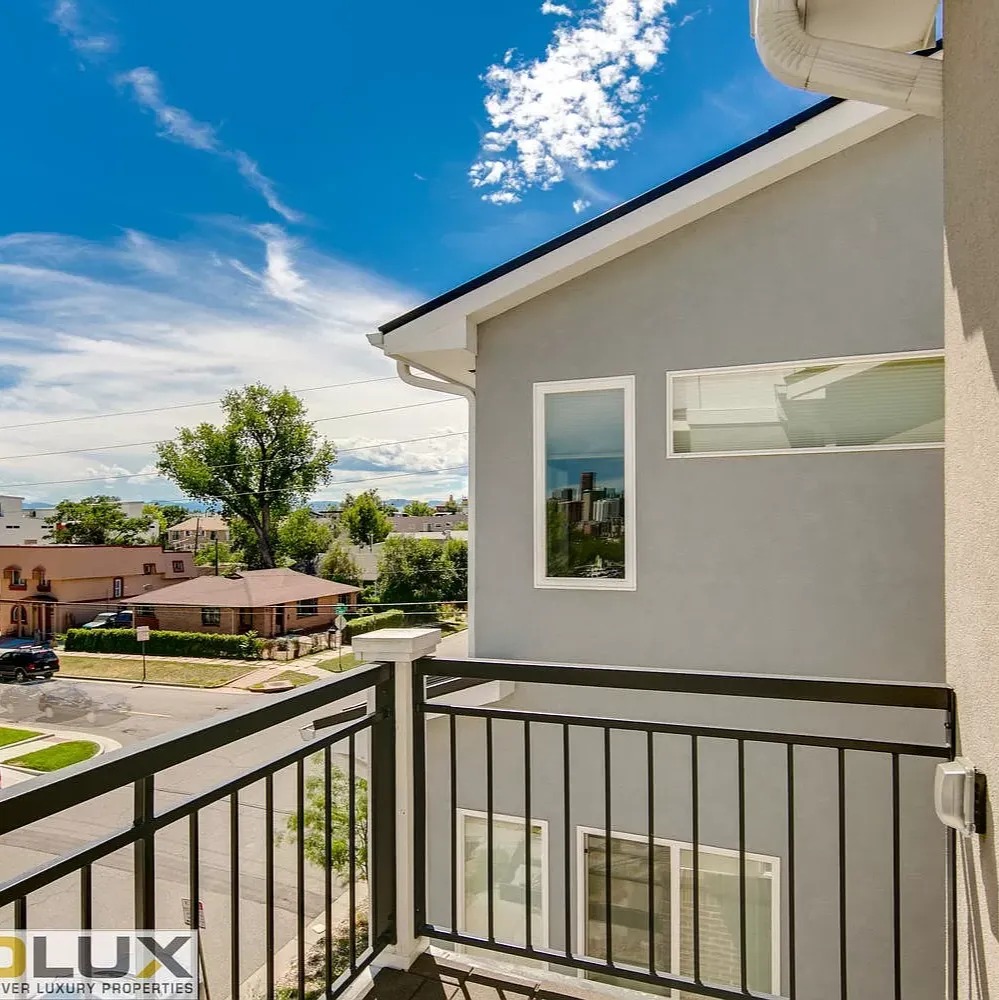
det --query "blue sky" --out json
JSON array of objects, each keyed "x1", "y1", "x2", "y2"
[{"x1": 0, "y1": 0, "x2": 818, "y2": 505}]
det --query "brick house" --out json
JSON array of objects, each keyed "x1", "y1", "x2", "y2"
[
  {"x1": 123, "y1": 568, "x2": 361, "y2": 638},
  {"x1": 0, "y1": 545, "x2": 196, "y2": 639},
  {"x1": 166, "y1": 515, "x2": 230, "y2": 553}
]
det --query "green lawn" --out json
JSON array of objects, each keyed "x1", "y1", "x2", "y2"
[
  {"x1": 0, "y1": 727, "x2": 40, "y2": 748},
  {"x1": 8, "y1": 740, "x2": 100, "y2": 772},
  {"x1": 251, "y1": 670, "x2": 317, "y2": 690},
  {"x1": 59, "y1": 656, "x2": 252, "y2": 688},
  {"x1": 315, "y1": 653, "x2": 361, "y2": 673}
]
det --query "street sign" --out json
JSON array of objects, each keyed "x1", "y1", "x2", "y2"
[
  {"x1": 135, "y1": 626, "x2": 151, "y2": 643},
  {"x1": 334, "y1": 615, "x2": 347, "y2": 630},
  {"x1": 181, "y1": 898, "x2": 206, "y2": 929},
  {"x1": 335, "y1": 604, "x2": 348, "y2": 616}
]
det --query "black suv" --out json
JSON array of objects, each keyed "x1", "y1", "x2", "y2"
[{"x1": 0, "y1": 647, "x2": 60, "y2": 682}]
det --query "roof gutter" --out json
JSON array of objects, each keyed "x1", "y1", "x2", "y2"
[{"x1": 752, "y1": 0, "x2": 941, "y2": 118}]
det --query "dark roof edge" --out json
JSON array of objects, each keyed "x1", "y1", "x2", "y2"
[{"x1": 379, "y1": 95, "x2": 845, "y2": 334}]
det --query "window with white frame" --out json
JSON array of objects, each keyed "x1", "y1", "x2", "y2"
[
  {"x1": 580, "y1": 829, "x2": 779, "y2": 998},
  {"x1": 534, "y1": 377, "x2": 636, "y2": 590},
  {"x1": 667, "y1": 351, "x2": 944, "y2": 458},
  {"x1": 458, "y1": 811, "x2": 547, "y2": 952}
]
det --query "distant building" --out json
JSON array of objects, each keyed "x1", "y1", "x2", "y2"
[
  {"x1": 123, "y1": 568, "x2": 360, "y2": 637},
  {"x1": 166, "y1": 516, "x2": 230, "y2": 553},
  {"x1": 389, "y1": 513, "x2": 466, "y2": 533},
  {"x1": 0, "y1": 545, "x2": 195, "y2": 639}
]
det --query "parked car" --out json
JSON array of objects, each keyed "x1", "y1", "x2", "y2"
[
  {"x1": 37, "y1": 684, "x2": 127, "y2": 724},
  {"x1": 81, "y1": 611, "x2": 133, "y2": 629},
  {"x1": 0, "y1": 648, "x2": 60, "y2": 683}
]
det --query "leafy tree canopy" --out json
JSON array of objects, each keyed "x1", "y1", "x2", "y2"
[
  {"x1": 277, "y1": 508, "x2": 333, "y2": 573},
  {"x1": 338, "y1": 490, "x2": 393, "y2": 548},
  {"x1": 318, "y1": 542, "x2": 364, "y2": 588},
  {"x1": 45, "y1": 496, "x2": 154, "y2": 546},
  {"x1": 375, "y1": 535, "x2": 467, "y2": 606},
  {"x1": 402, "y1": 500, "x2": 435, "y2": 517},
  {"x1": 156, "y1": 384, "x2": 336, "y2": 568}
]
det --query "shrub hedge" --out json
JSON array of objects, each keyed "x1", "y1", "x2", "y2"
[
  {"x1": 341, "y1": 609, "x2": 405, "y2": 644},
  {"x1": 65, "y1": 628, "x2": 264, "y2": 660}
]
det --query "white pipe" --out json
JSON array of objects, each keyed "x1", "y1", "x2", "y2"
[
  {"x1": 753, "y1": 0, "x2": 941, "y2": 118},
  {"x1": 393, "y1": 360, "x2": 476, "y2": 655}
]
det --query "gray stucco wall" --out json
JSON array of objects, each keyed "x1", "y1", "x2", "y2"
[{"x1": 472, "y1": 114, "x2": 943, "y2": 681}]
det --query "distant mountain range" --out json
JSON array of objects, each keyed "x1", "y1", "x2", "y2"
[{"x1": 22, "y1": 497, "x2": 450, "y2": 512}]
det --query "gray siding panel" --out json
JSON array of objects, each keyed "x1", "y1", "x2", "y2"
[{"x1": 473, "y1": 115, "x2": 943, "y2": 681}]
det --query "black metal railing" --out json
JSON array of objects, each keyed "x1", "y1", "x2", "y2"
[
  {"x1": 413, "y1": 658, "x2": 956, "y2": 1000},
  {"x1": 0, "y1": 664, "x2": 396, "y2": 1000}
]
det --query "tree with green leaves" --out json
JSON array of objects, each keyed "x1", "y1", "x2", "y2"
[
  {"x1": 338, "y1": 490, "x2": 393, "y2": 548},
  {"x1": 194, "y1": 540, "x2": 242, "y2": 570},
  {"x1": 282, "y1": 764, "x2": 367, "y2": 881},
  {"x1": 318, "y1": 542, "x2": 363, "y2": 588},
  {"x1": 277, "y1": 508, "x2": 333, "y2": 572},
  {"x1": 156, "y1": 385, "x2": 337, "y2": 569},
  {"x1": 402, "y1": 500, "x2": 435, "y2": 517},
  {"x1": 44, "y1": 496, "x2": 154, "y2": 545},
  {"x1": 375, "y1": 535, "x2": 467, "y2": 605},
  {"x1": 440, "y1": 494, "x2": 461, "y2": 514}
]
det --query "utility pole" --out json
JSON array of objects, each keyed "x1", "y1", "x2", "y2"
[
  {"x1": 193, "y1": 516, "x2": 201, "y2": 558},
  {"x1": 214, "y1": 538, "x2": 220, "y2": 576}
]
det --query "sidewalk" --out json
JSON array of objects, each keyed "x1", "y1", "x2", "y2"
[{"x1": 227, "y1": 646, "x2": 360, "y2": 689}]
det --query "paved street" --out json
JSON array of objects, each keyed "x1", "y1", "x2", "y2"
[{"x1": 0, "y1": 675, "x2": 371, "y2": 999}]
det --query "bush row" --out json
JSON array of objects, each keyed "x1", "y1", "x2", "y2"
[
  {"x1": 65, "y1": 628, "x2": 264, "y2": 660},
  {"x1": 341, "y1": 609, "x2": 405, "y2": 644}
]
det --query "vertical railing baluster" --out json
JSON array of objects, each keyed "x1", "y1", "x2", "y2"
[
  {"x1": 563, "y1": 724, "x2": 572, "y2": 960},
  {"x1": 133, "y1": 776, "x2": 155, "y2": 930},
  {"x1": 229, "y1": 793, "x2": 240, "y2": 1000},
  {"x1": 189, "y1": 810, "x2": 199, "y2": 996},
  {"x1": 787, "y1": 744, "x2": 796, "y2": 1000},
  {"x1": 891, "y1": 753, "x2": 902, "y2": 1000},
  {"x1": 14, "y1": 897, "x2": 26, "y2": 931},
  {"x1": 449, "y1": 714, "x2": 458, "y2": 935},
  {"x1": 265, "y1": 773, "x2": 275, "y2": 1000},
  {"x1": 296, "y1": 759, "x2": 306, "y2": 1000},
  {"x1": 348, "y1": 733, "x2": 357, "y2": 973},
  {"x1": 412, "y1": 665, "x2": 427, "y2": 936},
  {"x1": 691, "y1": 734, "x2": 701, "y2": 986},
  {"x1": 646, "y1": 731, "x2": 655, "y2": 976},
  {"x1": 323, "y1": 747, "x2": 333, "y2": 985},
  {"x1": 524, "y1": 719, "x2": 532, "y2": 952},
  {"x1": 604, "y1": 726, "x2": 613, "y2": 968},
  {"x1": 486, "y1": 715, "x2": 495, "y2": 944},
  {"x1": 80, "y1": 865, "x2": 92, "y2": 932},
  {"x1": 839, "y1": 749, "x2": 847, "y2": 1000},
  {"x1": 738, "y1": 739, "x2": 748, "y2": 993}
]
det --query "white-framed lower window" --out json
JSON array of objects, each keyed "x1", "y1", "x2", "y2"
[
  {"x1": 667, "y1": 350, "x2": 944, "y2": 458},
  {"x1": 456, "y1": 809, "x2": 548, "y2": 955},
  {"x1": 577, "y1": 827, "x2": 779, "y2": 998},
  {"x1": 533, "y1": 376, "x2": 636, "y2": 590}
]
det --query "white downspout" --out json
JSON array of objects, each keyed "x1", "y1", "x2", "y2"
[
  {"x1": 393, "y1": 360, "x2": 477, "y2": 656},
  {"x1": 753, "y1": 0, "x2": 942, "y2": 118}
]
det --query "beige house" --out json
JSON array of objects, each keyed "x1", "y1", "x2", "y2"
[
  {"x1": 0, "y1": 545, "x2": 195, "y2": 639},
  {"x1": 123, "y1": 568, "x2": 360, "y2": 637},
  {"x1": 166, "y1": 515, "x2": 230, "y2": 553}
]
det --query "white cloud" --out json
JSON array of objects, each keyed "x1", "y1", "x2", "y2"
[
  {"x1": 0, "y1": 227, "x2": 468, "y2": 504},
  {"x1": 50, "y1": 0, "x2": 116, "y2": 56},
  {"x1": 541, "y1": 2, "x2": 574, "y2": 14},
  {"x1": 470, "y1": 0, "x2": 673, "y2": 204},
  {"x1": 117, "y1": 67, "x2": 303, "y2": 223},
  {"x1": 572, "y1": 198, "x2": 591, "y2": 213}
]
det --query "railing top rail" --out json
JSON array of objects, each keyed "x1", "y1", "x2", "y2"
[
  {"x1": 0, "y1": 660, "x2": 391, "y2": 837},
  {"x1": 421, "y1": 656, "x2": 952, "y2": 711}
]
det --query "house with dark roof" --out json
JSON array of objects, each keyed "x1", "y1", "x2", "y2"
[
  {"x1": 123, "y1": 567, "x2": 360, "y2": 637},
  {"x1": 369, "y1": 96, "x2": 946, "y2": 994}
]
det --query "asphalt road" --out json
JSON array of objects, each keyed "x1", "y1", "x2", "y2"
[{"x1": 0, "y1": 675, "x2": 371, "y2": 999}]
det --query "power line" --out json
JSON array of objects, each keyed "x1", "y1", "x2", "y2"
[
  {"x1": 0, "y1": 376, "x2": 399, "y2": 432},
  {"x1": 0, "y1": 432, "x2": 469, "y2": 493},
  {"x1": 0, "y1": 397, "x2": 462, "y2": 464}
]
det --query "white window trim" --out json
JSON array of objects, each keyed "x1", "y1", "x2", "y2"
[
  {"x1": 575, "y1": 825, "x2": 781, "y2": 998},
  {"x1": 533, "y1": 376, "x2": 637, "y2": 591},
  {"x1": 666, "y1": 348, "x2": 945, "y2": 459},
  {"x1": 455, "y1": 808, "x2": 550, "y2": 949}
]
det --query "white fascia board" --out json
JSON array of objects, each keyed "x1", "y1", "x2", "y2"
[{"x1": 380, "y1": 100, "x2": 911, "y2": 363}]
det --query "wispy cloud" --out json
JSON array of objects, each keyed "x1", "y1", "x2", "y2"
[
  {"x1": 117, "y1": 67, "x2": 304, "y2": 223},
  {"x1": 0, "y1": 227, "x2": 467, "y2": 503},
  {"x1": 470, "y1": 0, "x2": 673, "y2": 205},
  {"x1": 572, "y1": 198, "x2": 591, "y2": 213},
  {"x1": 50, "y1": 0, "x2": 116, "y2": 56}
]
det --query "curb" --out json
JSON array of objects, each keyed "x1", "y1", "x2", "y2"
[{"x1": 59, "y1": 672, "x2": 255, "y2": 691}]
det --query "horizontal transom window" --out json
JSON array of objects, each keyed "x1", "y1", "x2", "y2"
[{"x1": 667, "y1": 351, "x2": 944, "y2": 457}]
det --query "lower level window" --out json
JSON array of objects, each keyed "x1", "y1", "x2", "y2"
[
  {"x1": 201, "y1": 607, "x2": 221, "y2": 626},
  {"x1": 459, "y1": 811, "x2": 547, "y2": 950},
  {"x1": 581, "y1": 830, "x2": 778, "y2": 997},
  {"x1": 297, "y1": 599, "x2": 319, "y2": 618}
]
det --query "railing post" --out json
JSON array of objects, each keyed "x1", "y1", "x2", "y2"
[
  {"x1": 133, "y1": 775, "x2": 156, "y2": 930},
  {"x1": 354, "y1": 628, "x2": 442, "y2": 971}
]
